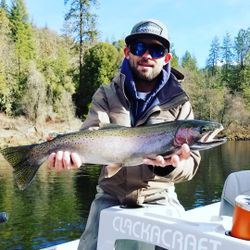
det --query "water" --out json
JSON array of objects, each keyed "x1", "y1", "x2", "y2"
[{"x1": 0, "y1": 141, "x2": 249, "y2": 249}]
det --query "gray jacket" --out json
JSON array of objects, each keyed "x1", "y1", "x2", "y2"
[{"x1": 81, "y1": 68, "x2": 201, "y2": 206}]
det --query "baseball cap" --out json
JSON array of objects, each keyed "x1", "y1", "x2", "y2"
[{"x1": 125, "y1": 19, "x2": 170, "y2": 50}]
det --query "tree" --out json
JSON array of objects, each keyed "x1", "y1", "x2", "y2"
[
  {"x1": 221, "y1": 33, "x2": 234, "y2": 85},
  {"x1": 21, "y1": 62, "x2": 47, "y2": 126},
  {"x1": 0, "y1": 8, "x2": 15, "y2": 114},
  {"x1": 33, "y1": 27, "x2": 76, "y2": 116},
  {"x1": 206, "y1": 36, "x2": 220, "y2": 76},
  {"x1": 181, "y1": 51, "x2": 198, "y2": 71},
  {"x1": 9, "y1": 0, "x2": 35, "y2": 61},
  {"x1": 0, "y1": 0, "x2": 8, "y2": 12},
  {"x1": 170, "y1": 44, "x2": 179, "y2": 68},
  {"x1": 75, "y1": 42, "x2": 121, "y2": 116},
  {"x1": 64, "y1": 0, "x2": 98, "y2": 91},
  {"x1": 9, "y1": 0, "x2": 35, "y2": 102},
  {"x1": 112, "y1": 39, "x2": 125, "y2": 58},
  {"x1": 234, "y1": 28, "x2": 250, "y2": 69}
]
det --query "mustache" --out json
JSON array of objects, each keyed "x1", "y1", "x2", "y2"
[{"x1": 138, "y1": 58, "x2": 154, "y2": 66}]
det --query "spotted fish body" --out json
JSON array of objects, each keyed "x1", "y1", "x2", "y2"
[{"x1": 0, "y1": 120, "x2": 226, "y2": 190}]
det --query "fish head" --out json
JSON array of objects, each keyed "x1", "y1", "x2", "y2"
[{"x1": 174, "y1": 120, "x2": 227, "y2": 150}]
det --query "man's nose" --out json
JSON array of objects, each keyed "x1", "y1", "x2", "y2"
[{"x1": 142, "y1": 49, "x2": 152, "y2": 58}]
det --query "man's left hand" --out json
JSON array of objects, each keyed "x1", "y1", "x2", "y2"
[{"x1": 143, "y1": 143, "x2": 191, "y2": 167}]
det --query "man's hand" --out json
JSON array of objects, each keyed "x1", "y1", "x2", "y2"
[
  {"x1": 143, "y1": 144, "x2": 191, "y2": 167},
  {"x1": 48, "y1": 151, "x2": 82, "y2": 171}
]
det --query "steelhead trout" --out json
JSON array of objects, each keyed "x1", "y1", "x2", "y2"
[{"x1": 0, "y1": 120, "x2": 226, "y2": 190}]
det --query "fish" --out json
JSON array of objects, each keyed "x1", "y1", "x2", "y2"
[{"x1": 0, "y1": 119, "x2": 226, "y2": 190}]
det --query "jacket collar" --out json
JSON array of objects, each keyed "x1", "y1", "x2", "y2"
[{"x1": 113, "y1": 59, "x2": 188, "y2": 125}]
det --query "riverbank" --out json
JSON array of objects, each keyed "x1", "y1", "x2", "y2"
[
  {"x1": 224, "y1": 123, "x2": 250, "y2": 141},
  {"x1": 0, "y1": 113, "x2": 249, "y2": 148},
  {"x1": 0, "y1": 113, "x2": 82, "y2": 148}
]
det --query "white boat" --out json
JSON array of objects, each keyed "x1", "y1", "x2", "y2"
[{"x1": 42, "y1": 170, "x2": 250, "y2": 250}]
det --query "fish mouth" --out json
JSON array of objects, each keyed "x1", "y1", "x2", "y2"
[{"x1": 190, "y1": 127, "x2": 227, "y2": 151}]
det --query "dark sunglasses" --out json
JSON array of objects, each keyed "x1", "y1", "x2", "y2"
[{"x1": 129, "y1": 41, "x2": 168, "y2": 59}]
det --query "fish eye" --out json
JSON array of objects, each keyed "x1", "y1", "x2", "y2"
[{"x1": 200, "y1": 126, "x2": 208, "y2": 134}]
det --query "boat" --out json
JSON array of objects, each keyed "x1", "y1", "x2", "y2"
[{"x1": 42, "y1": 170, "x2": 250, "y2": 250}]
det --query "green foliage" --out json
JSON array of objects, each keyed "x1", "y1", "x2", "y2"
[
  {"x1": 33, "y1": 28, "x2": 76, "y2": 119},
  {"x1": 0, "y1": 0, "x2": 8, "y2": 12},
  {"x1": 77, "y1": 42, "x2": 121, "y2": 116},
  {"x1": 9, "y1": 0, "x2": 35, "y2": 62},
  {"x1": 221, "y1": 33, "x2": 234, "y2": 86},
  {"x1": 21, "y1": 62, "x2": 47, "y2": 124},
  {"x1": 241, "y1": 64, "x2": 250, "y2": 110},
  {"x1": 64, "y1": 0, "x2": 98, "y2": 43},
  {"x1": 112, "y1": 39, "x2": 126, "y2": 59},
  {"x1": 202, "y1": 28, "x2": 250, "y2": 136},
  {"x1": 64, "y1": 0, "x2": 99, "y2": 110},
  {"x1": 234, "y1": 28, "x2": 250, "y2": 69},
  {"x1": 180, "y1": 68, "x2": 224, "y2": 121},
  {"x1": 181, "y1": 51, "x2": 198, "y2": 71},
  {"x1": 34, "y1": 28, "x2": 76, "y2": 96},
  {"x1": 0, "y1": 9, "x2": 16, "y2": 114},
  {"x1": 7, "y1": 0, "x2": 35, "y2": 111},
  {"x1": 170, "y1": 44, "x2": 179, "y2": 68},
  {"x1": 206, "y1": 36, "x2": 220, "y2": 76}
]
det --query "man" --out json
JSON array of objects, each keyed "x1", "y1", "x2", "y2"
[{"x1": 48, "y1": 19, "x2": 201, "y2": 250}]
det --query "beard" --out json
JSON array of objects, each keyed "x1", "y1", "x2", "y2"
[{"x1": 128, "y1": 59, "x2": 162, "y2": 82}]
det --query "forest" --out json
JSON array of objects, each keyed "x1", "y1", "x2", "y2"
[{"x1": 0, "y1": 0, "x2": 249, "y2": 140}]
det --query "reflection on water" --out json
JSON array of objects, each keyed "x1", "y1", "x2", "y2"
[
  {"x1": 0, "y1": 141, "x2": 249, "y2": 249},
  {"x1": 176, "y1": 141, "x2": 250, "y2": 209}
]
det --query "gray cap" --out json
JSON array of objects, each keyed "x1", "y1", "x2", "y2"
[{"x1": 125, "y1": 19, "x2": 170, "y2": 49}]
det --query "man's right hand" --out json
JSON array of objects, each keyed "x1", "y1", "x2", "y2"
[{"x1": 48, "y1": 151, "x2": 82, "y2": 171}]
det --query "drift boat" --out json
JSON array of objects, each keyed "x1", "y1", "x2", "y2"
[{"x1": 42, "y1": 170, "x2": 250, "y2": 250}]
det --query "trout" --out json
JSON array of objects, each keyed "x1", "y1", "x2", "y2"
[{"x1": 0, "y1": 120, "x2": 226, "y2": 190}]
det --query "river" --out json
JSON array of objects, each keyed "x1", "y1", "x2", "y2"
[{"x1": 0, "y1": 141, "x2": 249, "y2": 249}]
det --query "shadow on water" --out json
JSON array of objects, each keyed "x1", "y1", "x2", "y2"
[{"x1": 0, "y1": 141, "x2": 249, "y2": 249}]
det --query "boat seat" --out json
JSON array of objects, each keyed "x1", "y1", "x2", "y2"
[{"x1": 219, "y1": 170, "x2": 250, "y2": 216}]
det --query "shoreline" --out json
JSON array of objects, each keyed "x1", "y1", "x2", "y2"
[{"x1": 0, "y1": 113, "x2": 82, "y2": 149}]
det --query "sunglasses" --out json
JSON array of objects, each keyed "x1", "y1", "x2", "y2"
[{"x1": 129, "y1": 41, "x2": 168, "y2": 59}]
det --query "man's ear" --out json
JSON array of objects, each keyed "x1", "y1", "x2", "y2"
[
  {"x1": 164, "y1": 53, "x2": 172, "y2": 63},
  {"x1": 124, "y1": 47, "x2": 130, "y2": 59}
]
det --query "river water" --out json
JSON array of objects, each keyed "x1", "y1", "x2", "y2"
[{"x1": 0, "y1": 141, "x2": 249, "y2": 249}]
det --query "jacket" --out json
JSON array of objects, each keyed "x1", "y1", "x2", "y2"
[{"x1": 81, "y1": 65, "x2": 201, "y2": 206}]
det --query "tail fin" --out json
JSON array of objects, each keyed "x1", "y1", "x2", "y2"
[{"x1": 1, "y1": 145, "x2": 41, "y2": 190}]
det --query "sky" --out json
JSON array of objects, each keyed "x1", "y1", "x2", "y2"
[{"x1": 8, "y1": 0, "x2": 250, "y2": 68}]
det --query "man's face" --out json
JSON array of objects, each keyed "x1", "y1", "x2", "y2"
[{"x1": 125, "y1": 38, "x2": 171, "y2": 82}]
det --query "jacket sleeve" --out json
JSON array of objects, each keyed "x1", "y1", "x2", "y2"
[
  {"x1": 81, "y1": 86, "x2": 110, "y2": 129},
  {"x1": 151, "y1": 100, "x2": 201, "y2": 183}
]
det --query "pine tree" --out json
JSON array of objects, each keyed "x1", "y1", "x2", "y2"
[
  {"x1": 64, "y1": 0, "x2": 98, "y2": 86},
  {"x1": 0, "y1": 8, "x2": 15, "y2": 114},
  {"x1": 7, "y1": 0, "x2": 35, "y2": 113},
  {"x1": 206, "y1": 36, "x2": 220, "y2": 76},
  {"x1": 221, "y1": 33, "x2": 234, "y2": 85},
  {"x1": 181, "y1": 51, "x2": 198, "y2": 71},
  {"x1": 9, "y1": 0, "x2": 35, "y2": 73},
  {"x1": 234, "y1": 28, "x2": 250, "y2": 69}
]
